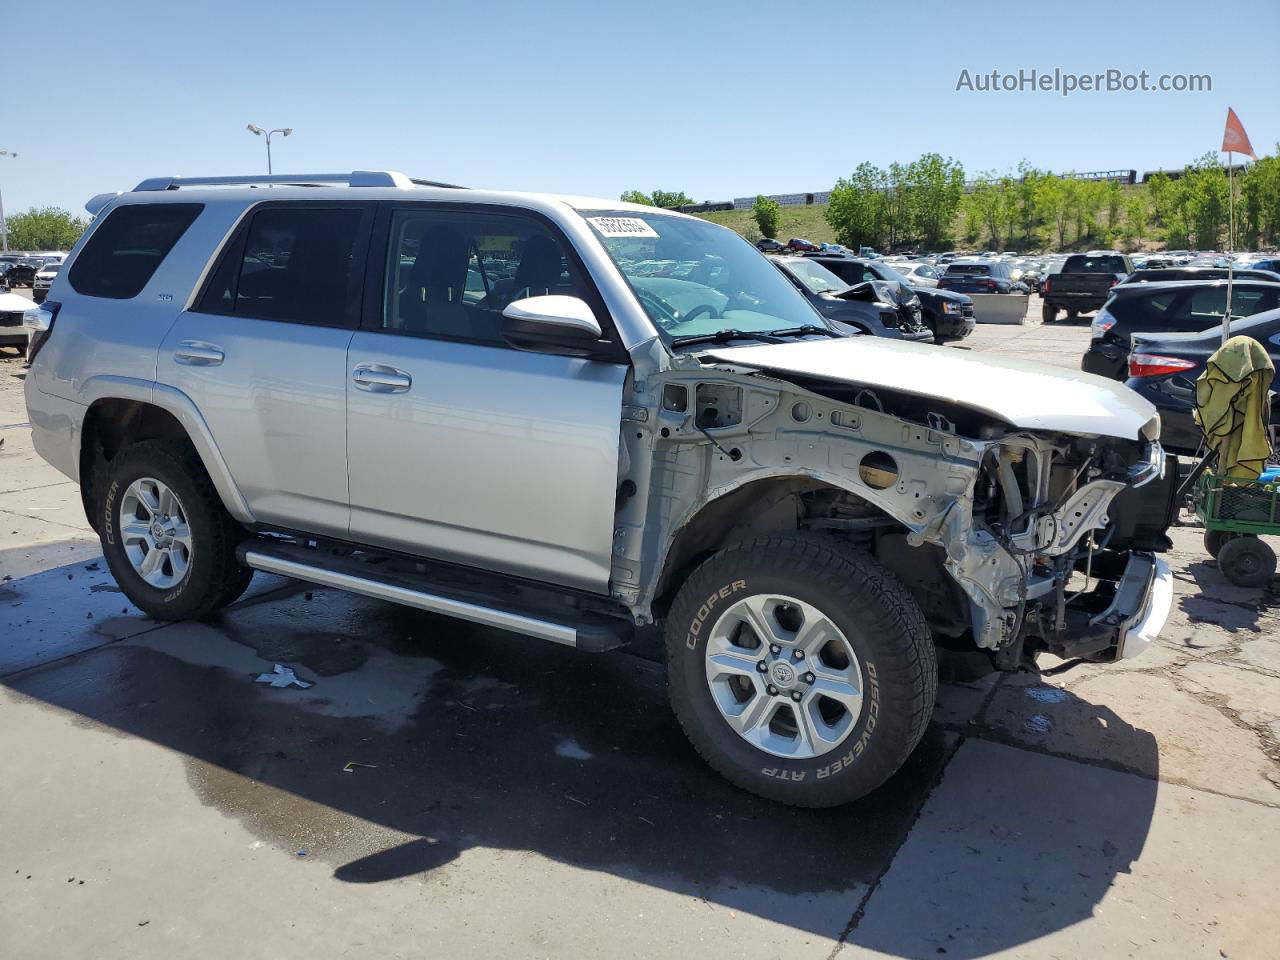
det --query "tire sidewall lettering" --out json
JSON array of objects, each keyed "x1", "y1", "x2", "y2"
[{"x1": 684, "y1": 578, "x2": 747, "y2": 650}]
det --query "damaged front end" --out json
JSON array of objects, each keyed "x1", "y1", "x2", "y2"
[
  {"x1": 939, "y1": 427, "x2": 1176, "y2": 668},
  {"x1": 612, "y1": 353, "x2": 1176, "y2": 671}
]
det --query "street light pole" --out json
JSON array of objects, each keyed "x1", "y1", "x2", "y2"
[
  {"x1": 0, "y1": 150, "x2": 16, "y2": 253},
  {"x1": 246, "y1": 124, "x2": 292, "y2": 175}
]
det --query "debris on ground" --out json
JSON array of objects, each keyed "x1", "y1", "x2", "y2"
[
  {"x1": 342, "y1": 761, "x2": 376, "y2": 773},
  {"x1": 254, "y1": 664, "x2": 313, "y2": 689}
]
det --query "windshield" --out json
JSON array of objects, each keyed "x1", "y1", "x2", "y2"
[
  {"x1": 780, "y1": 258, "x2": 849, "y2": 295},
  {"x1": 1063, "y1": 255, "x2": 1127, "y2": 273},
  {"x1": 583, "y1": 210, "x2": 832, "y2": 341},
  {"x1": 40, "y1": 263, "x2": 61, "y2": 273},
  {"x1": 872, "y1": 262, "x2": 914, "y2": 286}
]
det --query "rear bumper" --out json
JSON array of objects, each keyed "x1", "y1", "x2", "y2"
[
  {"x1": 1081, "y1": 344, "x2": 1127, "y2": 380},
  {"x1": 23, "y1": 377, "x2": 84, "y2": 483},
  {"x1": 1045, "y1": 294, "x2": 1107, "y2": 311}
]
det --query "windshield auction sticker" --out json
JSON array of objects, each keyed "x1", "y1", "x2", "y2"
[{"x1": 587, "y1": 216, "x2": 660, "y2": 238}]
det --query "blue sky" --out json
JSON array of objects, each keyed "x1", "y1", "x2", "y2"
[{"x1": 8, "y1": 0, "x2": 1276, "y2": 216}]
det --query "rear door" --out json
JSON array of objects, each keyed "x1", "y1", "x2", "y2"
[
  {"x1": 159, "y1": 201, "x2": 372, "y2": 538},
  {"x1": 344, "y1": 203, "x2": 628, "y2": 593}
]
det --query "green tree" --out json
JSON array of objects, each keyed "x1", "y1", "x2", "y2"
[
  {"x1": 1034, "y1": 176, "x2": 1070, "y2": 249},
  {"x1": 1147, "y1": 173, "x2": 1191, "y2": 248},
  {"x1": 1241, "y1": 151, "x2": 1280, "y2": 247},
  {"x1": 1122, "y1": 191, "x2": 1149, "y2": 250},
  {"x1": 4, "y1": 206, "x2": 87, "y2": 251},
  {"x1": 1181, "y1": 153, "x2": 1229, "y2": 249},
  {"x1": 824, "y1": 162, "x2": 889, "y2": 249},
  {"x1": 964, "y1": 175, "x2": 1005, "y2": 249},
  {"x1": 751, "y1": 194, "x2": 781, "y2": 239},
  {"x1": 618, "y1": 189, "x2": 692, "y2": 208},
  {"x1": 903, "y1": 153, "x2": 964, "y2": 250},
  {"x1": 1014, "y1": 162, "x2": 1045, "y2": 248}
]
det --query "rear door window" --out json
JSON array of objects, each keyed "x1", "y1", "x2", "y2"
[
  {"x1": 198, "y1": 204, "x2": 369, "y2": 327},
  {"x1": 68, "y1": 202, "x2": 203, "y2": 299}
]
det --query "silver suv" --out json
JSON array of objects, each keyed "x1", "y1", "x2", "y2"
[{"x1": 24, "y1": 171, "x2": 1177, "y2": 807}]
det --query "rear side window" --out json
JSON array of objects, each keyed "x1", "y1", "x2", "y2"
[
  {"x1": 198, "y1": 205, "x2": 366, "y2": 327},
  {"x1": 68, "y1": 203, "x2": 202, "y2": 299}
]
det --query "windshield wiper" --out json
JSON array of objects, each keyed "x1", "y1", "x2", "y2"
[
  {"x1": 765, "y1": 325, "x2": 842, "y2": 339},
  {"x1": 670, "y1": 329, "x2": 786, "y2": 347}
]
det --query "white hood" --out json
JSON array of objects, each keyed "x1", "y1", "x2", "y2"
[{"x1": 704, "y1": 337, "x2": 1158, "y2": 441}]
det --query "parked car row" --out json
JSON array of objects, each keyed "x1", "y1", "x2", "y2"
[
  {"x1": 1073, "y1": 273, "x2": 1280, "y2": 460},
  {"x1": 0, "y1": 252, "x2": 66, "y2": 291}
]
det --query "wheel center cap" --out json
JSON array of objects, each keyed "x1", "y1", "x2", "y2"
[
  {"x1": 770, "y1": 661, "x2": 797, "y2": 689},
  {"x1": 150, "y1": 521, "x2": 167, "y2": 540}
]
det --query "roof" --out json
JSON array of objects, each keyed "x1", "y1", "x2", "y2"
[{"x1": 87, "y1": 171, "x2": 695, "y2": 221}]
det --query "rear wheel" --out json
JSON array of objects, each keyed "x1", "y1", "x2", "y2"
[
  {"x1": 665, "y1": 535, "x2": 937, "y2": 807},
  {"x1": 1041, "y1": 302, "x2": 1057, "y2": 323},
  {"x1": 1218, "y1": 535, "x2": 1276, "y2": 588},
  {"x1": 100, "y1": 440, "x2": 251, "y2": 620},
  {"x1": 1204, "y1": 529, "x2": 1239, "y2": 559}
]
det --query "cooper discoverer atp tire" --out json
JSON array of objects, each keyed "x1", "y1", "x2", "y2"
[
  {"x1": 100, "y1": 440, "x2": 251, "y2": 620},
  {"x1": 665, "y1": 534, "x2": 937, "y2": 807}
]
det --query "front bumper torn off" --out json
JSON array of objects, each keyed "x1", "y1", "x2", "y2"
[{"x1": 1104, "y1": 552, "x2": 1174, "y2": 660}]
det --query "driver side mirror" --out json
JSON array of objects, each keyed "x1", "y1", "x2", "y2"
[{"x1": 501, "y1": 295, "x2": 606, "y2": 357}]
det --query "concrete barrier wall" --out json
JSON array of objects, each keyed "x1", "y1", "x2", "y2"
[{"x1": 969, "y1": 293, "x2": 1030, "y2": 325}]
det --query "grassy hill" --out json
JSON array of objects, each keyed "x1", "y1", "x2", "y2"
[
  {"x1": 694, "y1": 181, "x2": 1163, "y2": 253},
  {"x1": 695, "y1": 205, "x2": 836, "y2": 245}
]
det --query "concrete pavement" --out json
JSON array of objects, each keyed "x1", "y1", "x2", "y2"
[{"x1": 1, "y1": 314, "x2": 1277, "y2": 960}]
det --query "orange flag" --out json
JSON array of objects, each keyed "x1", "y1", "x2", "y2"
[{"x1": 1222, "y1": 108, "x2": 1256, "y2": 159}]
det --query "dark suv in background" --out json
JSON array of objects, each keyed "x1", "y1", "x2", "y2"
[
  {"x1": 1081, "y1": 279, "x2": 1280, "y2": 379},
  {"x1": 938, "y1": 259, "x2": 1027, "y2": 295},
  {"x1": 810, "y1": 255, "x2": 975, "y2": 341},
  {"x1": 770, "y1": 255, "x2": 934, "y2": 341}
]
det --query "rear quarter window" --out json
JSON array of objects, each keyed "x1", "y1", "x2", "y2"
[{"x1": 68, "y1": 203, "x2": 203, "y2": 299}]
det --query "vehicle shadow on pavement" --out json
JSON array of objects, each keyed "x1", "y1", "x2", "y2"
[
  {"x1": 1, "y1": 567, "x2": 1159, "y2": 954},
  {"x1": 1177, "y1": 557, "x2": 1279, "y2": 630}
]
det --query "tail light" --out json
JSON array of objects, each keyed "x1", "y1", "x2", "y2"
[
  {"x1": 22, "y1": 300, "x2": 60, "y2": 362},
  {"x1": 1091, "y1": 308, "x2": 1117, "y2": 338},
  {"x1": 1128, "y1": 353, "x2": 1197, "y2": 378},
  {"x1": 1041, "y1": 276, "x2": 1052, "y2": 293},
  {"x1": 981, "y1": 278, "x2": 998, "y2": 290}
]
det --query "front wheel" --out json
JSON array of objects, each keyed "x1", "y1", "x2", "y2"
[
  {"x1": 100, "y1": 440, "x2": 252, "y2": 620},
  {"x1": 665, "y1": 535, "x2": 937, "y2": 807}
]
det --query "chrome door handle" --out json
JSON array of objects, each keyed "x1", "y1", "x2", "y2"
[
  {"x1": 174, "y1": 340, "x2": 225, "y2": 366},
  {"x1": 352, "y1": 363, "x2": 412, "y2": 393}
]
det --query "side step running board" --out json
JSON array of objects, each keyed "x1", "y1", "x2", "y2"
[{"x1": 238, "y1": 542, "x2": 630, "y2": 652}]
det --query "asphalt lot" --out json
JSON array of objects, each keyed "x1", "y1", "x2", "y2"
[{"x1": 1, "y1": 299, "x2": 1278, "y2": 959}]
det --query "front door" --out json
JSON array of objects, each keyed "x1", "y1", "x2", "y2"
[{"x1": 345, "y1": 204, "x2": 628, "y2": 593}]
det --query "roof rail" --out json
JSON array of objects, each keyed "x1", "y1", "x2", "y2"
[{"x1": 131, "y1": 171, "x2": 465, "y2": 192}]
